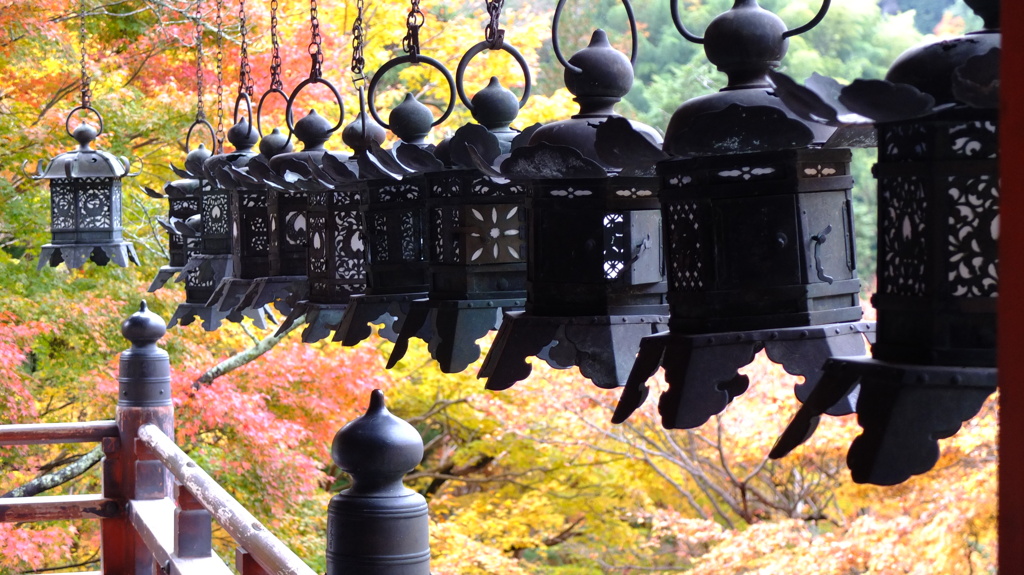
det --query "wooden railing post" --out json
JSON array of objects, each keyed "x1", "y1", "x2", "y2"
[
  {"x1": 327, "y1": 390, "x2": 430, "y2": 575},
  {"x1": 175, "y1": 485, "x2": 213, "y2": 558},
  {"x1": 102, "y1": 302, "x2": 174, "y2": 575}
]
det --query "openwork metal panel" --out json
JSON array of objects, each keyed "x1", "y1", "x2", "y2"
[
  {"x1": 306, "y1": 188, "x2": 365, "y2": 303},
  {"x1": 267, "y1": 189, "x2": 308, "y2": 277},
  {"x1": 872, "y1": 112, "x2": 998, "y2": 367},
  {"x1": 232, "y1": 189, "x2": 270, "y2": 279}
]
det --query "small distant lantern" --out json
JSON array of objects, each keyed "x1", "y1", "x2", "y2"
[
  {"x1": 231, "y1": 0, "x2": 306, "y2": 316},
  {"x1": 26, "y1": 0, "x2": 139, "y2": 271},
  {"x1": 28, "y1": 111, "x2": 140, "y2": 270},
  {"x1": 206, "y1": 111, "x2": 262, "y2": 312},
  {"x1": 206, "y1": 5, "x2": 281, "y2": 316},
  {"x1": 167, "y1": 122, "x2": 272, "y2": 331},
  {"x1": 609, "y1": 0, "x2": 876, "y2": 430},
  {"x1": 478, "y1": 0, "x2": 669, "y2": 391},
  {"x1": 771, "y1": 0, "x2": 1000, "y2": 486},
  {"x1": 268, "y1": 89, "x2": 366, "y2": 343},
  {"x1": 144, "y1": 169, "x2": 202, "y2": 291},
  {"x1": 386, "y1": 14, "x2": 533, "y2": 373},
  {"x1": 333, "y1": 8, "x2": 457, "y2": 347}
]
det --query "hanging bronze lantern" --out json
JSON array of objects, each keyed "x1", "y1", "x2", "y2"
[
  {"x1": 26, "y1": 1, "x2": 139, "y2": 271},
  {"x1": 333, "y1": 1, "x2": 457, "y2": 347},
  {"x1": 206, "y1": 1, "x2": 281, "y2": 315},
  {"x1": 608, "y1": 0, "x2": 877, "y2": 430},
  {"x1": 771, "y1": 0, "x2": 1000, "y2": 485},
  {"x1": 167, "y1": 7, "x2": 271, "y2": 330},
  {"x1": 385, "y1": 1, "x2": 533, "y2": 373},
  {"x1": 230, "y1": 0, "x2": 307, "y2": 316},
  {"x1": 27, "y1": 112, "x2": 140, "y2": 270},
  {"x1": 477, "y1": 0, "x2": 669, "y2": 390},
  {"x1": 144, "y1": 167, "x2": 203, "y2": 292}
]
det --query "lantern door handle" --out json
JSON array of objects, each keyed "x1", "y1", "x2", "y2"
[{"x1": 811, "y1": 224, "x2": 834, "y2": 285}]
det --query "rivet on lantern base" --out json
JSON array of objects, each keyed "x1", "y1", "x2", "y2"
[
  {"x1": 771, "y1": 357, "x2": 996, "y2": 485},
  {"x1": 614, "y1": 322, "x2": 875, "y2": 428}
]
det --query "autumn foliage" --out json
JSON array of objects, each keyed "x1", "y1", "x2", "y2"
[{"x1": 0, "y1": 0, "x2": 999, "y2": 573}]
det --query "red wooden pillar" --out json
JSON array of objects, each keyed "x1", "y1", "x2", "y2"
[
  {"x1": 999, "y1": 0, "x2": 1023, "y2": 567},
  {"x1": 101, "y1": 302, "x2": 175, "y2": 574}
]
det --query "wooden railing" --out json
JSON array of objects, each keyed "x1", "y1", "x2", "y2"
[{"x1": 0, "y1": 303, "x2": 432, "y2": 574}]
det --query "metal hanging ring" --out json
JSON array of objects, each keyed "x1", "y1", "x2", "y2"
[
  {"x1": 552, "y1": 0, "x2": 638, "y2": 73},
  {"x1": 455, "y1": 41, "x2": 531, "y2": 111},
  {"x1": 185, "y1": 118, "x2": 217, "y2": 151},
  {"x1": 65, "y1": 105, "x2": 104, "y2": 138},
  {"x1": 285, "y1": 76, "x2": 345, "y2": 133},
  {"x1": 366, "y1": 55, "x2": 456, "y2": 130},
  {"x1": 669, "y1": 0, "x2": 705, "y2": 44},
  {"x1": 233, "y1": 92, "x2": 254, "y2": 139},
  {"x1": 783, "y1": 0, "x2": 831, "y2": 38},
  {"x1": 256, "y1": 87, "x2": 290, "y2": 138}
]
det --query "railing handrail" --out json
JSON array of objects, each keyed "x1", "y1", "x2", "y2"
[
  {"x1": 136, "y1": 423, "x2": 317, "y2": 575},
  {"x1": 0, "y1": 420, "x2": 118, "y2": 445}
]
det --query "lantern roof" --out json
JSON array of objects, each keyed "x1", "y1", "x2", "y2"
[{"x1": 38, "y1": 122, "x2": 130, "y2": 180}]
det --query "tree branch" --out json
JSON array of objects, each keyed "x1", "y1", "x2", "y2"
[
  {"x1": 1, "y1": 445, "x2": 103, "y2": 498},
  {"x1": 192, "y1": 315, "x2": 305, "y2": 388}
]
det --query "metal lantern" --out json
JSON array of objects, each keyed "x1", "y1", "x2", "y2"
[
  {"x1": 609, "y1": 0, "x2": 876, "y2": 430},
  {"x1": 386, "y1": 22, "x2": 533, "y2": 373},
  {"x1": 269, "y1": 97, "x2": 370, "y2": 343},
  {"x1": 205, "y1": 113, "x2": 263, "y2": 312},
  {"x1": 206, "y1": 7, "x2": 281, "y2": 316},
  {"x1": 144, "y1": 169, "x2": 202, "y2": 291},
  {"x1": 333, "y1": 11, "x2": 457, "y2": 347},
  {"x1": 479, "y1": 0, "x2": 669, "y2": 391},
  {"x1": 167, "y1": 124, "x2": 273, "y2": 330},
  {"x1": 771, "y1": 0, "x2": 1000, "y2": 486},
  {"x1": 27, "y1": 112, "x2": 140, "y2": 270},
  {"x1": 231, "y1": 1, "x2": 307, "y2": 316}
]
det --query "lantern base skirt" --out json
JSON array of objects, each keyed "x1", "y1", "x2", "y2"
[
  {"x1": 238, "y1": 275, "x2": 309, "y2": 316},
  {"x1": 38, "y1": 241, "x2": 139, "y2": 270},
  {"x1": 387, "y1": 298, "x2": 525, "y2": 373},
  {"x1": 148, "y1": 265, "x2": 184, "y2": 292},
  {"x1": 480, "y1": 311, "x2": 669, "y2": 391},
  {"x1": 276, "y1": 300, "x2": 352, "y2": 344},
  {"x1": 613, "y1": 322, "x2": 876, "y2": 429},
  {"x1": 207, "y1": 277, "x2": 256, "y2": 313},
  {"x1": 771, "y1": 355, "x2": 996, "y2": 486},
  {"x1": 332, "y1": 293, "x2": 421, "y2": 346},
  {"x1": 167, "y1": 301, "x2": 274, "y2": 331}
]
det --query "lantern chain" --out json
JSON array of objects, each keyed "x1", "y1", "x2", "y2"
[
  {"x1": 484, "y1": 0, "x2": 504, "y2": 49},
  {"x1": 238, "y1": 0, "x2": 253, "y2": 96},
  {"x1": 351, "y1": 0, "x2": 366, "y2": 82},
  {"x1": 78, "y1": 0, "x2": 92, "y2": 108},
  {"x1": 309, "y1": 0, "x2": 324, "y2": 78},
  {"x1": 194, "y1": 0, "x2": 206, "y2": 121},
  {"x1": 214, "y1": 0, "x2": 225, "y2": 148},
  {"x1": 403, "y1": 0, "x2": 423, "y2": 57},
  {"x1": 270, "y1": 0, "x2": 283, "y2": 90}
]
